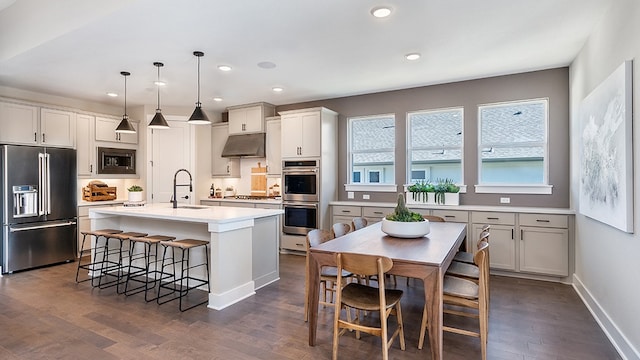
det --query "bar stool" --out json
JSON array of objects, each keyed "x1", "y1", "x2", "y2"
[
  {"x1": 157, "y1": 239, "x2": 210, "y2": 312},
  {"x1": 76, "y1": 229, "x2": 123, "y2": 285},
  {"x1": 124, "y1": 234, "x2": 176, "y2": 301},
  {"x1": 96, "y1": 231, "x2": 148, "y2": 292}
]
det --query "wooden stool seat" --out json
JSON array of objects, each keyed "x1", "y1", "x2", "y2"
[
  {"x1": 109, "y1": 231, "x2": 149, "y2": 240},
  {"x1": 129, "y1": 235, "x2": 176, "y2": 244},
  {"x1": 160, "y1": 238, "x2": 208, "y2": 249},
  {"x1": 81, "y1": 229, "x2": 122, "y2": 237}
]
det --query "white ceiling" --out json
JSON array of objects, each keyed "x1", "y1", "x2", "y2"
[{"x1": 0, "y1": 0, "x2": 612, "y2": 114}]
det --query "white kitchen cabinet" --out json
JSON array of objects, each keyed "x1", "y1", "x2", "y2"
[
  {"x1": 265, "y1": 116, "x2": 282, "y2": 176},
  {"x1": 95, "y1": 116, "x2": 138, "y2": 144},
  {"x1": 280, "y1": 110, "x2": 322, "y2": 158},
  {"x1": 0, "y1": 102, "x2": 75, "y2": 148},
  {"x1": 227, "y1": 102, "x2": 275, "y2": 135},
  {"x1": 77, "y1": 203, "x2": 121, "y2": 257},
  {"x1": 0, "y1": 101, "x2": 39, "y2": 145},
  {"x1": 211, "y1": 123, "x2": 240, "y2": 177},
  {"x1": 519, "y1": 214, "x2": 569, "y2": 276},
  {"x1": 76, "y1": 114, "x2": 95, "y2": 177},
  {"x1": 363, "y1": 206, "x2": 391, "y2": 224},
  {"x1": 431, "y1": 209, "x2": 469, "y2": 223},
  {"x1": 471, "y1": 211, "x2": 516, "y2": 271},
  {"x1": 40, "y1": 108, "x2": 75, "y2": 147},
  {"x1": 332, "y1": 205, "x2": 361, "y2": 228}
]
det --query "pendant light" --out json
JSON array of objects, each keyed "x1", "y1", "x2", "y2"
[
  {"x1": 187, "y1": 51, "x2": 211, "y2": 125},
  {"x1": 115, "y1": 71, "x2": 136, "y2": 133},
  {"x1": 148, "y1": 62, "x2": 170, "y2": 129}
]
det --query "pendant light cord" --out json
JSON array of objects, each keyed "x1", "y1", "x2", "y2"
[
  {"x1": 124, "y1": 73, "x2": 127, "y2": 117},
  {"x1": 196, "y1": 54, "x2": 201, "y2": 107},
  {"x1": 157, "y1": 65, "x2": 161, "y2": 110}
]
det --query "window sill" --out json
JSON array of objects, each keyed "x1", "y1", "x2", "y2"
[
  {"x1": 344, "y1": 184, "x2": 398, "y2": 192},
  {"x1": 402, "y1": 184, "x2": 467, "y2": 193},
  {"x1": 474, "y1": 184, "x2": 553, "y2": 195}
]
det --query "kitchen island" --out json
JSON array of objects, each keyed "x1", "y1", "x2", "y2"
[{"x1": 89, "y1": 203, "x2": 283, "y2": 310}]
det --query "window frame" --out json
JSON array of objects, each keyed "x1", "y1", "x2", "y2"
[
  {"x1": 406, "y1": 106, "x2": 466, "y2": 191},
  {"x1": 345, "y1": 113, "x2": 397, "y2": 193},
  {"x1": 475, "y1": 98, "x2": 552, "y2": 194}
]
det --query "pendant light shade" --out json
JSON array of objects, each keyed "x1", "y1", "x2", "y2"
[
  {"x1": 115, "y1": 71, "x2": 136, "y2": 134},
  {"x1": 188, "y1": 51, "x2": 211, "y2": 125},
  {"x1": 148, "y1": 62, "x2": 170, "y2": 129}
]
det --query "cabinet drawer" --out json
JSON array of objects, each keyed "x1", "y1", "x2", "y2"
[
  {"x1": 472, "y1": 211, "x2": 515, "y2": 225},
  {"x1": 362, "y1": 206, "x2": 391, "y2": 220},
  {"x1": 78, "y1": 207, "x2": 90, "y2": 217},
  {"x1": 432, "y1": 209, "x2": 469, "y2": 223},
  {"x1": 281, "y1": 235, "x2": 307, "y2": 252},
  {"x1": 519, "y1": 213, "x2": 568, "y2": 228},
  {"x1": 333, "y1": 205, "x2": 362, "y2": 217}
]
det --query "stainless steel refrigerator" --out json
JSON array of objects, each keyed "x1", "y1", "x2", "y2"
[{"x1": 1, "y1": 145, "x2": 77, "y2": 273}]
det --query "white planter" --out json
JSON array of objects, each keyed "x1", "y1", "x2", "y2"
[
  {"x1": 128, "y1": 191, "x2": 143, "y2": 202},
  {"x1": 405, "y1": 191, "x2": 459, "y2": 206},
  {"x1": 381, "y1": 217, "x2": 430, "y2": 238}
]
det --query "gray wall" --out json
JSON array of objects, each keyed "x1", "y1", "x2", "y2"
[{"x1": 277, "y1": 67, "x2": 570, "y2": 208}]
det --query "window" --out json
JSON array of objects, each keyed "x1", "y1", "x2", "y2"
[
  {"x1": 477, "y1": 98, "x2": 551, "y2": 194},
  {"x1": 407, "y1": 107, "x2": 463, "y2": 184},
  {"x1": 346, "y1": 114, "x2": 395, "y2": 190}
]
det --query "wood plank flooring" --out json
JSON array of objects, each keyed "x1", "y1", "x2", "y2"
[{"x1": 0, "y1": 254, "x2": 621, "y2": 359}]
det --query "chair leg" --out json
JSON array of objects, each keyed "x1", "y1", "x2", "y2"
[
  {"x1": 381, "y1": 307, "x2": 389, "y2": 360},
  {"x1": 395, "y1": 302, "x2": 405, "y2": 350},
  {"x1": 418, "y1": 305, "x2": 428, "y2": 350}
]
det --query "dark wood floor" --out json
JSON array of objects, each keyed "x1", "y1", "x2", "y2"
[{"x1": 0, "y1": 254, "x2": 620, "y2": 360}]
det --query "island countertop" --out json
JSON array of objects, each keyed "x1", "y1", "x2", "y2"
[{"x1": 88, "y1": 202, "x2": 283, "y2": 224}]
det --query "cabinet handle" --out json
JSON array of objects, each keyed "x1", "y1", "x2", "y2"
[
  {"x1": 373, "y1": 211, "x2": 383, "y2": 215},
  {"x1": 34, "y1": 132, "x2": 37, "y2": 142},
  {"x1": 511, "y1": 229, "x2": 514, "y2": 240},
  {"x1": 226, "y1": 165, "x2": 230, "y2": 173},
  {"x1": 520, "y1": 229, "x2": 523, "y2": 240},
  {"x1": 42, "y1": 133, "x2": 45, "y2": 143},
  {"x1": 444, "y1": 215, "x2": 455, "y2": 218},
  {"x1": 90, "y1": 164, "x2": 93, "y2": 173},
  {"x1": 536, "y1": 219, "x2": 550, "y2": 223},
  {"x1": 296, "y1": 243, "x2": 304, "y2": 247},
  {"x1": 487, "y1": 217, "x2": 499, "y2": 220},
  {"x1": 341, "y1": 210, "x2": 351, "y2": 213}
]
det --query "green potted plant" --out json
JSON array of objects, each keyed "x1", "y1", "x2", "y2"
[
  {"x1": 406, "y1": 178, "x2": 460, "y2": 205},
  {"x1": 381, "y1": 193, "x2": 430, "y2": 238},
  {"x1": 127, "y1": 185, "x2": 144, "y2": 202}
]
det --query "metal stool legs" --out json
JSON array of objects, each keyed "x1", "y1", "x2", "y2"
[{"x1": 75, "y1": 229, "x2": 123, "y2": 286}]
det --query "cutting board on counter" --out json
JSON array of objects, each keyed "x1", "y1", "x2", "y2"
[{"x1": 251, "y1": 163, "x2": 267, "y2": 196}]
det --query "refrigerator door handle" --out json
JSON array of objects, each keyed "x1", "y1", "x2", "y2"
[
  {"x1": 9, "y1": 221, "x2": 77, "y2": 232},
  {"x1": 45, "y1": 152, "x2": 51, "y2": 215},
  {"x1": 38, "y1": 152, "x2": 45, "y2": 216}
]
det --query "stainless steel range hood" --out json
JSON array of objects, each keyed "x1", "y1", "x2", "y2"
[{"x1": 221, "y1": 133, "x2": 266, "y2": 158}]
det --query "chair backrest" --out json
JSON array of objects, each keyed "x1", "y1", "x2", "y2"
[
  {"x1": 474, "y1": 241, "x2": 490, "y2": 281},
  {"x1": 337, "y1": 252, "x2": 393, "y2": 278},
  {"x1": 351, "y1": 217, "x2": 368, "y2": 231},
  {"x1": 478, "y1": 231, "x2": 490, "y2": 246},
  {"x1": 331, "y1": 223, "x2": 351, "y2": 238},
  {"x1": 307, "y1": 229, "x2": 333, "y2": 248},
  {"x1": 423, "y1": 215, "x2": 445, "y2": 222}
]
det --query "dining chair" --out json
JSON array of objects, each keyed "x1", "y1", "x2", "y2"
[
  {"x1": 331, "y1": 222, "x2": 351, "y2": 238},
  {"x1": 304, "y1": 229, "x2": 353, "y2": 322},
  {"x1": 419, "y1": 241, "x2": 490, "y2": 360},
  {"x1": 351, "y1": 217, "x2": 368, "y2": 231},
  {"x1": 332, "y1": 252, "x2": 405, "y2": 360},
  {"x1": 454, "y1": 224, "x2": 491, "y2": 264},
  {"x1": 423, "y1": 214, "x2": 445, "y2": 222},
  {"x1": 447, "y1": 231, "x2": 491, "y2": 282}
]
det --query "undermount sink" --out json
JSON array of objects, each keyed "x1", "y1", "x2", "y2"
[{"x1": 177, "y1": 206, "x2": 208, "y2": 210}]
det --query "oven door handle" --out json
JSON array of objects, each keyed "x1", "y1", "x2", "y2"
[
  {"x1": 282, "y1": 169, "x2": 318, "y2": 174},
  {"x1": 283, "y1": 202, "x2": 317, "y2": 208}
]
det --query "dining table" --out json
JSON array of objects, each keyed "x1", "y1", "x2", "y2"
[{"x1": 306, "y1": 220, "x2": 467, "y2": 360}]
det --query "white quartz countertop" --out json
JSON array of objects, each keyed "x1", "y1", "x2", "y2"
[
  {"x1": 89, "y1": 202, "x2": 283, "y2": 223},
  {"x1": 200, "y1": 198, "x2": 283, "y2": 205}
]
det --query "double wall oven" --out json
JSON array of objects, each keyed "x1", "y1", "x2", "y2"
[{"x1": 282, "y1": 160, "x2": 319, "y2": 235}]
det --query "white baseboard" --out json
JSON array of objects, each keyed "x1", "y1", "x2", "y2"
[{"x1": 573, "y1": 274, "x2": 640, "y2": 360}]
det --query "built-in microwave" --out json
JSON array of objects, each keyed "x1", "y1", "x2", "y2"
[{"x1": 97, "y1": 147, "x2": 136, "y2": 174}]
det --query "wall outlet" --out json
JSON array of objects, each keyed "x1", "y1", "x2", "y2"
[
  {"x1": 500, "y1": 197, "x2": 511, "y2": 204},
  {"x1": 362, "y1": 194, "x2": 370, "y2": 200},
  {"x1": 347, "y1": 191, "x2": 354, "y2": 199}
]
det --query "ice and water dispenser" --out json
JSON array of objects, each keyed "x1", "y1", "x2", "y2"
[{"x1": 13, "y1": 185, "x2": 38, "y2": 217}]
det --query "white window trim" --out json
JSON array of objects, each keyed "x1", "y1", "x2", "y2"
[
  {"x1": 406, "y1": 106, "x2": 465, "y2": 184},
  {"x1": 345, "y1": 183, "x2": 398, "y2": 192},
  {"x1": 474, "y1": 184, "x2": 552, "y2": 194},
  {"x1": 477, "y1": 98, "x2": 549, "y2": 187}
]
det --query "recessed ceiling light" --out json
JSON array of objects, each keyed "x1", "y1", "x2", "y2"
[
  {"x1": 154, "y1": 81, "x2": 166, "y2": 86},
  {"x1": 218, "y1": 65, "x2": 232, "y2": 71},
  {"x1": 106, "y1": 92, "x2": 118, "y2": 97},
  {"x1": 405, "y1": 53, "x2": 421, "y2": 61},
  {"x1": 213, "y1": 97, "x2": 223, "y2": 102},
  {"x1": 371, "y1": 6, "x2": 392, "y2": 18},
  {"x1": 258, "y1": 61, "x2": 276, "y2": 69},
  {"x1": 272, "y1": 87, "x2": 283, "y2": 92}
]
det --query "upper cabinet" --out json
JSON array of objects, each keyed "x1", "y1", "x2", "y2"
[
  {"x1": 211, "y1": 123, "x2": 240, "y2": 177},
  {"x1": 95, "y1": 116, "x2": 138, "y2": 144},
  {"x1": 76, "y1": 114, "x2": 95, "y2": 177},
  {"x1": 0, "y1": 102, "x2": 75, "y2": 148},
  {"x1": 279, "y1": 107, "x2": 337, "y2": 159},
  {"x1": 227, "y1": 102, "x2": 275, "y2": 135},
  {"x1": 265, "y1": 116, "x2": 281, "y2": 176}
]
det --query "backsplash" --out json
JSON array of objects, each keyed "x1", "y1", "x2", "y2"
[
  {"x1": 77, "y1": 178, "x2": 143, "y2": 203},
  {"x1": 211, "y1": 158, "x2": 280, "y2": 197}
]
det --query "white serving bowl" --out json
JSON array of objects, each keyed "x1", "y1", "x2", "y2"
[{"x1": 381, "y1": 217, "x2": 430, "y2": 238}]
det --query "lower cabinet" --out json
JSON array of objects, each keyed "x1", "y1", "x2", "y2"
[
  {"x1": 519, "y1": 214, "x2": 569, "y2": 277},
  {"x1": 471, "y1": 212, "x2": 516, "y2": 271}
]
